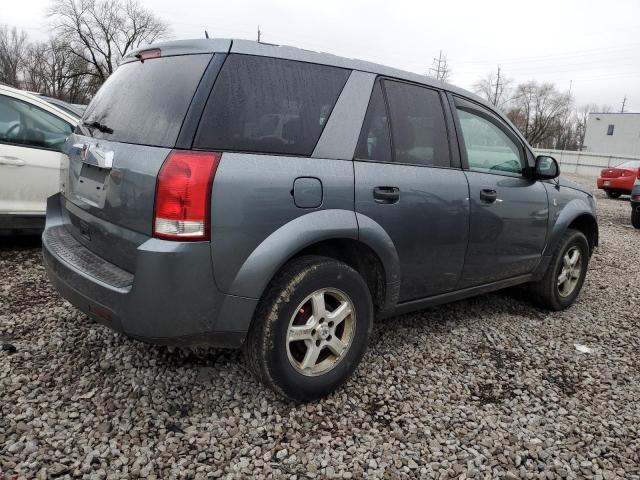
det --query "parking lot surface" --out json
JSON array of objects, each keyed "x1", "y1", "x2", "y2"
[{"x1": 1, "y1": 174, "x2": 639, "y2": 479}]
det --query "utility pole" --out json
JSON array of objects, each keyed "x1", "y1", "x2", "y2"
[
  {"x1": 621, "y1": 96, "x2": 627, "y2": 113},
  {"x1": 428, "y1": 50, "x2": 449, "y2": 82},
  {"x1": 257, "y1": 25, "x2": 261, "y2": 42},
  {"x1": 491, "y1": 66, "x2": 502, "y2": 106}
]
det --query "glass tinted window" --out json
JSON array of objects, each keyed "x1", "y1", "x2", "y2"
[
  {"x1": 384, "y1": 80, "x2": 450, "y2": 167},
  {"x1": 457, "y1": 108, "x2": 524, "y2": 176},
  {"x1": 0, "y1": 94, "x2": 72, "y2": 152},
  {"x1": 81, "y1": 54, "x2": 212, "y2": 148},
  {"x1": 194, "y1": 55, "x2": 349, "y2": 155},
  {"x1": 354, "y1": 82, "x2": 392, "y2": 162}
]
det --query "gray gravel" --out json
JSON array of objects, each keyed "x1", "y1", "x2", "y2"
[{"x1": 1, "y1": 174, "x2": 639, "y2": 479}]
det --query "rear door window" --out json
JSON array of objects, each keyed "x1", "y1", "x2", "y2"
[
  {"x1": 81, "y1": 54, "x2": 212, "y2": 148},
  {"x1": 383, "y1": 80, "x2": 451, "y2": 167},
  {"x1": 194, "y1": 55, "x2": 350, "y2": 156}
]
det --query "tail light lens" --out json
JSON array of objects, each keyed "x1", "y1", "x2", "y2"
[
  {"x1": 135, "y1": 48, "x2": 161, "y2": 61},
  {"x1": 153, "y1": 150, "x2": 221, "y2": 241},
  {"x1": 637, "y1": 168, "x2": 640, "y2": 180}
]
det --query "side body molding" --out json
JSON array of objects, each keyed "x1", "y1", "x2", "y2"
[{"x1": 228, "y1": 209, "x2": 358, "y2": 298}]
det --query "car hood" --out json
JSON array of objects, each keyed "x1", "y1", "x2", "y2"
[{"x1": 558, "y1": 176, "x2": 593, "y2": 196}]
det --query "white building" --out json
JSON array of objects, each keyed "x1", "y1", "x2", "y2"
[{"x1": 583, "y1": 112, "x2": 640, "y2": 157}]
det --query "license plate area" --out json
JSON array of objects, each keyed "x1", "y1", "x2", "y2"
[
  {"x1": 76, "y1": 163, "x2": 109, "y2": 208},
  {"x1": 603, "y1": 180, "x2": 611, "y2": 186}
]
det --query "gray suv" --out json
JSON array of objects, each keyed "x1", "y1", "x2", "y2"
[{"x1": 42, "y1": 39, "x2": 598, "y2": 401}]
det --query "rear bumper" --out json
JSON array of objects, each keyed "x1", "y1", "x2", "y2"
[
  {"x1": 42, "y1": 194, "x2": 257, "y2": 347},
  {"x1": 596, "y1": 177, "x2": 633, "y2": 192}
]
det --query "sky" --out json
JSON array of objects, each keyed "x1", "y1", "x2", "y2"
[{"x1": 6, "y1": 0, "x2": 640, "y2": 111}]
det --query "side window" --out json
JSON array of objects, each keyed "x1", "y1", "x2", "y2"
[
  {"x1": 456, "y1": 107, "x2": 524, "y2": 177},
  {"x1": 607, "y1": 124, "x2": 614, "y2": 135},
  {"x1": 194, "y1": 55, "x2": 350, "y2": 156},
  {"x1": 0, "y1": 94, "x2": 72, "y2": 152},
  {"x1": 0, "y1": 95, "x2": 21, "y2": 138},
  {"x1": 384, "y1": 80, "x2": 450, "y2": 167},
  {"x1": 354, "y1": 82, "x2": 392, "y2": 162}
]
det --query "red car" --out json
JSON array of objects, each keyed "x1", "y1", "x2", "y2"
[{"x1": 597, "y1": 160, "x2": 640, "y2": 198}]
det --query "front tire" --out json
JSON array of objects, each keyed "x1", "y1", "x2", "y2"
[
  {"x1": 530, "y1": 229, "x2": 589, "y2": 310},
  {"x1": 244, "y1": 256, "x2": 373, "y2": 401},
  {"x1": 632, "y1": 207, "x2": 640, "y2": 229},
  {"x1": 605, "y1": 190, "x2": 622, "y2": 199}
]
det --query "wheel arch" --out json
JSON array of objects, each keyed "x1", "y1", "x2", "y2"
[
  {"x1": 533, "y1": 199, "x2": 598, "y2": 279},
  {"x1": 228, "y1": 210, "x2": 401, "y2": 316},
  {"x1": 567, "y1": 213, "x2": 599, "y2": 253}
]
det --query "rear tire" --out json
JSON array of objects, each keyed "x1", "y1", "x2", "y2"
[
  {"x1": 530, "y1": 229, "x2": 589, "y2": 311},
  {"x1": 244, "y1": 256, "x2": 373, "y2": 401},
  {"x1": 632, "y1": 207, "x2": 640, "y2": 229},
  {"x1": 605, "y1": 190, "x2": 622, "y2": 199}
]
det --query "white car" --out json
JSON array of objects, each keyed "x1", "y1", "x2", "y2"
[{"x1": 0, "y1": 85, "x2": 79, "y2": 232}]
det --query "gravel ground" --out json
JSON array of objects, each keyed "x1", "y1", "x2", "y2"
[{"x1": 1, "y1": 174, "x2": 639, "y2": 479}]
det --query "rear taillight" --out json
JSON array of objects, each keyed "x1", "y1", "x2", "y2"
[
  {"x1": 153, "y1": 150, "x2": 221, "y2": 241},
  {"x1": 637, "y1": 168, "x2": 640, "y2": 180},
  {"x1": 632, "y1": 195, "x2": 640, "y2": 201}
]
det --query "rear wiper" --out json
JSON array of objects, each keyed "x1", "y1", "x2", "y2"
[{"x1": 83, "y1": 120, "x2": 113, "y2": 134}]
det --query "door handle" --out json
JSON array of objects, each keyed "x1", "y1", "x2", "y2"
[
  {"x1": 0, "y1": 156, "x2": 25, "y2": 166},
  {"x1": 480, "y1": 188, "x2": 498, "y2": 203},
  {"x1": 373, "y1": 186, "x2": 400, "y2": 204}
]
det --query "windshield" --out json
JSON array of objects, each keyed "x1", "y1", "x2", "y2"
[{"x1": 80, "y1": 54, "x2": 211, "y2": 148}]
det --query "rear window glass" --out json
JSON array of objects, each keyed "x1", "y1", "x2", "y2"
[
  {"x1": 617, "y1": 160, "x2": 640, "y2": 169},
  {"x1": 81, "y1": 54, "x2": 211, "y2": 148},
  {"x1": 194, "y1": 55, "x2": 350, "y2": 156}
]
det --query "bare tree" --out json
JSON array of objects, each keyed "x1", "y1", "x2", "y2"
[
  {"x1": 22, "y1": 42, "x2": 48, "y2": 92},
  {"x1": 0, "y1": 25, "x2": 28, "y2": 87},
  {"x1": 22, "y1": 39, "x2": 93, "y2": 102},
  {"x1": 473, "y1": 68, "x2": 513, "y2": 110},
  {"x1": 48, "y1": 0, "x2": 169, "y2": 87},
  {"x1": 506, "y1": 81, "x2": 573, "y2": 147}
]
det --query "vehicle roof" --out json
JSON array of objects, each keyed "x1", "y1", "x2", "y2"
[
  {"x1": 38, "y1": 95, "x2": 86, "y2": 118},
  {"x1": 124, "y1": 38, "x2": 486, "y2": 105},
  {"x1": 122, "y1": 38, "x2": 530, "y2": 149},
  {"x1": 0, "y1": 84, "x2": 80, "y2": 125}
]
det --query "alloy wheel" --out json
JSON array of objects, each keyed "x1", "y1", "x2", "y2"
[
  {"x1": 557, "y1": 246, "x2": 582, "y2": 297},
  {"x1": 286, "y1": 288, "x2": 356, "y2": 376}
]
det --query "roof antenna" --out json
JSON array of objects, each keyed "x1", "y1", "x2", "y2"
[{"x1": 204, "y1": 30, "x2": 209, "y2": 39}]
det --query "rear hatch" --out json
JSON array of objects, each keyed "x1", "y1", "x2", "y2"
[{"x1": 62, "y1": 52, "x2": 213, "y2": 271}]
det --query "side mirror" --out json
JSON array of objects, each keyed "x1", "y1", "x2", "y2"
[{"x1": 534, "y1": 155, "x2": 559, "y2": 180}]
